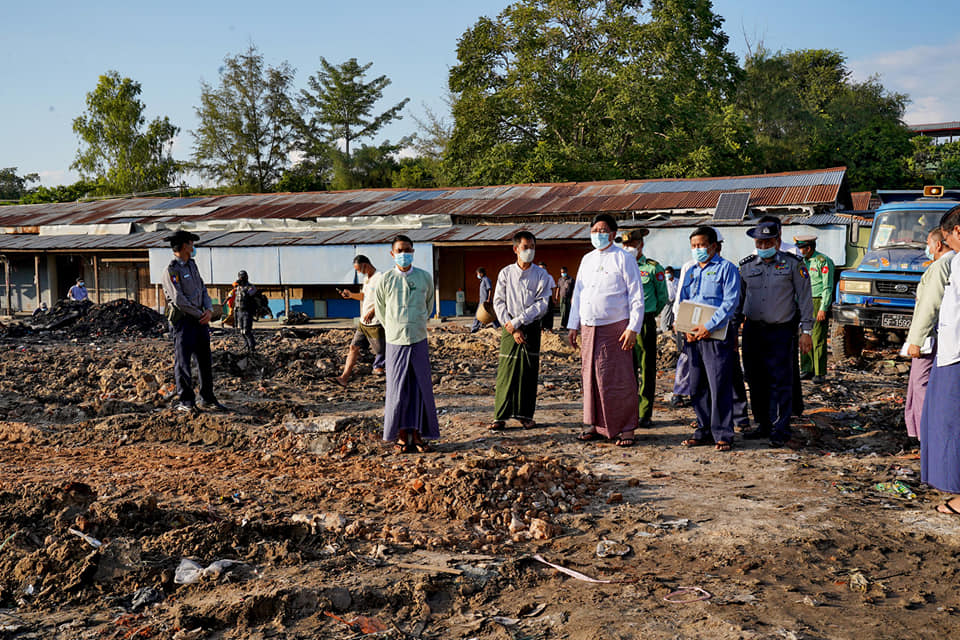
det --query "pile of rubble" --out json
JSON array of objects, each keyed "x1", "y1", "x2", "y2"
[{"x1": 32, "y1": 299, "x2": 166, "y2": 338}]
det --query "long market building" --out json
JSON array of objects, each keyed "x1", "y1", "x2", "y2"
[{"x1": 0, "y1": 166, "x2": 870, "y2": 318}]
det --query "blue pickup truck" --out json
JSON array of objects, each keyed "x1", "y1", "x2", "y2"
[{"x1": 831, "y1": 186, "x2": 958, "y2": 358}]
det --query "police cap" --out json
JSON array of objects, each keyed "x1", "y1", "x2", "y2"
[
  {"x1": 163, "y1": 229, "x2": 200, "y2": 248},
  {"x1": 793, "y1": 234, "x2": 817, "y2": 247},
  {"x1": 619, "y1": 228, "x2": 649, "y2": 243},
  {"x1": 746, "y1": 221, "x2": 780, "y2": 239}
]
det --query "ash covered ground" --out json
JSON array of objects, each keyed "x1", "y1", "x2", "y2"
[{"x1": 0, "y1": 301, "x2": 956, "y2": 639}]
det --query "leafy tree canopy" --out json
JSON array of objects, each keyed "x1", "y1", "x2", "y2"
[
  {"x1": 0, "y1": 168, "x2": 39, "y2": 201},
  {"x1": 72, "y1": 71, "x2": 180, "y2": 195}
]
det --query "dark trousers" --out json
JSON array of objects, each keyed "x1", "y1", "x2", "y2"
[
  {"x1": 470, "y1": 313, "x2": 501, "y2": 333},
  {"x1": 236, "y1": 311, "x2": 255, "y2": 352},
  {"x1": 634, "y1": 312, "x2": 658, "y2": 422},
  {"x1": 791, "y1": 312, "x2": 804, "y2": 416},
  {"x1": 172, "y1": 318, "x2": 215, "y2": 404},
  {"x1": 731, "y1": 323, "x2": 750, "y2": 428},
  {"x1": 559, "y1": 300, "x2": 571, "y2": 329},
  {"x1": 541, "y1": 302, "x2": 555, "y2": 331},
  {"x1": 684, "y1": 331, "x2": 735, "y2": 444},
  {"x1": 743, "y1": 320, "x2": 794, "y2": 441}
]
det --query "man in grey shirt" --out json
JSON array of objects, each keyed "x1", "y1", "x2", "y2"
[
  {"x1": 739, "y1": 221, "x2": 813, "y2": 446},
  {"x1": 160, "y1": 229, "x2": 227, "y2": 413}
]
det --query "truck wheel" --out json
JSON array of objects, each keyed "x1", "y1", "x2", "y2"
[{"x1": 830, "y1": 322, "x2": 864, "y2": 360}]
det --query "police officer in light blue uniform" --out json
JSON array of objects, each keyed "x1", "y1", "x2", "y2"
[
  {"x1": 160, "y1": 230, "x2": 228, "y2": 413},
  {"x1": 677, "y1": 226, "x2": 741, "y2": 451},
  {"x1": 739, "y1": 221, "x2": 814, "y2": 446}
]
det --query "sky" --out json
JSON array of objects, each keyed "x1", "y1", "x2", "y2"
[{"x1": 2, "y1": 0, "x2": 959, "y2": 187}]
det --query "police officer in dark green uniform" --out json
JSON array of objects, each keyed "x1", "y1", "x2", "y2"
[
  {"x1": 620, "y1": 229, "x2": 668, "y2": 428},
  {"x1": 795, "y1": 234, "x2": 834, "y2": 383}
]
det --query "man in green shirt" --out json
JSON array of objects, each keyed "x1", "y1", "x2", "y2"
[
  {"x1": 374, "y1": 235, "x2": 440, "y2": 453},
  {"x1": 795, "y1": 234, "x2": 834, "y2": 383},
  {"x1": 620, "y1": 228, "x2": 668, "y2": 428}
]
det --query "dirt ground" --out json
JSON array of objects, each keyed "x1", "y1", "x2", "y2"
[{"x1": 0, "y1": 309, "x2": 956, "y2": 639}]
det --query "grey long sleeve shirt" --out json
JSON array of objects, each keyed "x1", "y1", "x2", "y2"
[
  {"x1": 739, "y1": 251, "x2": 814, "y2": 332},
  {"x1": 160, "y1": 257, "x2": 212, "y2": 320},
  {"x1": 907, "y1": 250, "x2": 955, "y2": 347},
  {"x1": 493, "y1": 263, "x2": 551, "y2": 328}
]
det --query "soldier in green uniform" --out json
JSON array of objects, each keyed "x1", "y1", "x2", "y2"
[
  {"x1": 795, "y1": 234, "x2": 834, "y2": 383},
  {"x1": 620, "y1": 229, "x2": 668, "y2": 428}
]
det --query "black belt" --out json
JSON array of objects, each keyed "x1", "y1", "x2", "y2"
[{"x1": 745, "y1": 318, "x2": 792, "y2": 329}]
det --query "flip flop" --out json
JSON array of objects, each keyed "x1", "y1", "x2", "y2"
[
  {"x1": 393, "y1": 442, "x2": 415, "y2": 454},
  {"x1": 936, "y1": 500, "x2": 960, "y2": 515},
  {"x1": 333, "y1": 377, "x2": 349, "y2": 388},
  {"x1": 519, "y1": 419, "x2": 536, "y2": 429},
  {"x1": 413, "y1": 441, "x2": 434, "y2": 453},
  {"x1": 488, "y1": 420, "x2": 507, "y2": 431},
  {"x1": 615, "y1": 437, "x2": 635, "y2": 447},
  {"x1": 681, "y1": 438, "x2": 713, "y2": 447},
  {"x1": 577, "y1": 431, "x2": 603, "y2": 442},
  {"x1": 715, "y1": 441, "x2": 732, "y2": 452}
]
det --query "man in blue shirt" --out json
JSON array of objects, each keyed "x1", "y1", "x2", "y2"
[
  {"x1": 470, "y1": 267, "x2": 501, "y2": 333},
  {"x1": 677, "y1": 226, "x2": 741, "y2": 451}
]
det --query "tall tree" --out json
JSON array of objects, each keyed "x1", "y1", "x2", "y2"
[
  {"x1": 192, "y1": 45, "x2": 298, "y2": 192},
  {"x1": 71, "y1": 71, "x2": 179, "y2": 194},
  {"x1": 737, "y1": 48, "x2": 912, "y2": 189},
  {"x1": 299, "y1": 58, "x2": 410, "y2": 158},
  {"x1": 444, "y1": 0, "x2": 745, "y2": 186},
  {"x1": 0, "y1": 168, "x2": 39, "y2": 200}
]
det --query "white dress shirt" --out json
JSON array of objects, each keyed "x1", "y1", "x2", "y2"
[
  {"x1": 493, "y1": 263, "x2": 551, "y2": 328},
  {"x1": 936, "y1": 252, "x2": 960, "y2": 367},
  {"x1": 568, "y1": 244, "x2": 645, "y2": 332},
  {"x1": 360, "y1": 271, "x2": 382, "y2": 325}
]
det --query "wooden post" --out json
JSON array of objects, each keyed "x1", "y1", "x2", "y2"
[
  {"x1": 3, "y1": 257, "x2": 10, "y2": 316},
  {"x1": 33, "y1": 255, "x2": 40, "y2": 310},
  {"x1": 433, "y1": 245, "x2": 441, "y2": 319},
  {"x1": 155, "y1": 284, "x2": 161, "y2": 312},
  {"x1": 92, "y1": 256, "x2": 101, "y2": 304},
  {"x1": 283, "y1": 287, "x2": 290, "y2": 318}
]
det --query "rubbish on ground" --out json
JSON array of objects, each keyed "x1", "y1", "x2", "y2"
[
  {"x1": 489, "y1": 616, "x2": 519, "y2": 626},
  {"x1": 323, "y1": 612, "x2": 387, "y2": 634},
  {"x1": 645, "y1": 519, "x2": 690, "y2": 531},
  {"x1": 833, "y1": 482, "x2": 858, "y2": 494},
  {"x1": 848, "y1": 570, "x2": 869, "y2": 592},
  {"x1": 874, "y1": 481, "x2": 916, "y2": 499},
  {"x1": 518, "y1": 603, "x2": 547, "y2": 617},
  {"x1": 174, "y1": 558, "x2": 248, "y2": 584},
  {"x1": 392, "y1": 561, "x2": 463, "y2": 575},
  {"x1": 596, "y1": 540, "x2": 631, "y2": 558},
  {"x1": 663, "y1": 586, "x2": 712, "y2": 603},
  {"x1": 68, "y1": 528, "x2": 102, "y2": 548},
  {"x1": 129, "y1": 587, "x2": 164, "y2": 612},
  {"x1": 532, "y1": 554, "x2": 627, "y2": 584}
]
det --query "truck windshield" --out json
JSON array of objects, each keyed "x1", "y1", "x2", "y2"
[{"x1": 871, "y1": 210, "x2": 941, "y2": 250}]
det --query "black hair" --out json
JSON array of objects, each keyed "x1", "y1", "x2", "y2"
[
  {"x1": 353, "y1": 254, "x2": 371, "y2": 265},
  {"x1": 939, "y1": 206, "x2": 960, "y2": 234},
  {"x1": 664, "y1": 266, "x2": 675, "y2": 274},
  {"x1": 391, "y1": 234, "x2": 414, "y2": 249},
  {"x1": 690, "y1": 226, "x2": 718, "y2": 245},
  {"x1": 476, "y1": 267, "x2": 486, "y2": 275},
  {"x1": 513, "y1": 230, "x2": 536, "y2": 246},
  {"x1": 591, "y1": 213, "x2": 618, "y2": 233}
]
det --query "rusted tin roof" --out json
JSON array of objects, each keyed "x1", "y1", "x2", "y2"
[{"x1": 0, "y1": 167, "x2": 849, "y2": 231}]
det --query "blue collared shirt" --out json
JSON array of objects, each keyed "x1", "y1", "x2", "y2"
[{"x1": 677, "y1": 253, "x2": 740, "y2": 332}]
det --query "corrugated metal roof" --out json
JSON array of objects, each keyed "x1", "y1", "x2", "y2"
[{"x1": 0, "y1": 167, "x2": 847, "y2": 230}]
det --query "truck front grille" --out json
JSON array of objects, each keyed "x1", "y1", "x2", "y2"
[{"x1": 874, "y1": 281, "x2": 917, "y2": 297}]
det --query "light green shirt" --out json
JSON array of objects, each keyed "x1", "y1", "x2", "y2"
[
  {"x1": 374, "y1": 266, "x2": 433, "y2": 345},
  {"x1": 804, "y1": 251, "x2": 835, "y2": 312},
  {"x1": 907, "y1": 250, "x2": 954, "y2": 347}
]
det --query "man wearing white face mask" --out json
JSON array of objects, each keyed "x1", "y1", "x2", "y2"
[
  {"x1": 489, "y1": 231, "x2": 552, "y2": 430},
  {"x1": 568, "y1": 214, "x2": 645, "y2": 447},
  {"x1": 374, "y1": 235, "x2": 440, "y2": 453}
]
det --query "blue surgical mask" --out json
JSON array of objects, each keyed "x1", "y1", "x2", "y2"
[
  {"x1": 191, "y1": 247, "x2": 197, "y2": 258},
  {"x1": 394, "y1": 252, "x2": 414, "y2": 268},
  {"x1": 591, "y1": 232, "x2": 610, "y2": 249},
  {"x1": 925, "y1": 247, "x2": 934, "y2": 261},
  {"x1": 757, "y1": 247, "x2": 777, "y2": 259},
  {"x1": 692, "y1": 247, "x2": 710, "y2": 263}
]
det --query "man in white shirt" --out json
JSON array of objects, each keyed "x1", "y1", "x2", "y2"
[
  {"x1": 568, "y1": 214, "x2": 645, "y2": 447},
  {"x1": 490, "y1": 231, "x2": 552, "y2": 430},
  {"x1": 336, "y1": 255, "x2": 385, "y2": 385}
]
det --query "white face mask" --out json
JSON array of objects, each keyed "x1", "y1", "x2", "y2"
[
  {"x1": 623, "y1": 246, "x2": 638, "y2": 257},
  {"x1": 518, "y1": 248, "x2": 535, "y2": 263}
]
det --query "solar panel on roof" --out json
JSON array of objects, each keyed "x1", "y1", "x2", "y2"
[{"x1": 712, "y1": 192, "x2": 750, "y2": 222}]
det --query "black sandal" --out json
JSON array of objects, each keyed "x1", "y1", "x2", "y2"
[{"x1": 577, "y1": 430, "x2": 603, "y2": 442}]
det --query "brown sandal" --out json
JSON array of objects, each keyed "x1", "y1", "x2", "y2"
[
  {"x1": 488, "y1": 420, "x2": 507, "y2": 431},
  {"x1": 519, "y1": 419, "x2": 536, "y2": 429},
  {"x1": 681, "y1": 438, "x2": 713, "y2": 447},
  {"x1": 715, "y1": 441, "x2": 732, "y2": 452}
]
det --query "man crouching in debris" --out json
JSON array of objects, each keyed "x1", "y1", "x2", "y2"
[
  {"x1": 160, "y1": 230, "x2": 228, "y2": 414},
  {"x1": 374, "y1": 235, "x2": 440, "y2": 453}
]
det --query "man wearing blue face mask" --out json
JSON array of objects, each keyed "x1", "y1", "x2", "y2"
[
  {"x1": 568, "y1": 213, "x2": 645, "y2": 447},
  {"x1": 739, "y1": 221, "x2": 814, "y2": 447},
  {"x1": 677, "y1": 226, "x2": 741, "y2": 452},
  {"x1": 374, "y1": 235, "x2": 440, "y2": 453}
]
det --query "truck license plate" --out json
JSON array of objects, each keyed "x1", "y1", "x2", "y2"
[{"x1": 881, "y1": 314, "x2": 911, "y2": 329}]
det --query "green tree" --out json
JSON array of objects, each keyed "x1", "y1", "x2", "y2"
[
  {"x1": 0, "y1": 168, "x2": 39, "y2": 200},
  {"x1": 71, "y1": 71, "x2": 180, "y2": 195},
  {"x1": 907, "y1": 137, "x2": 960, "y2": 188},
  {"x1": 192, "y1": 45, "x2": 299, "y2": 192},
  {"x1": 19, "y1": 179, "x2": 98, "y2": 204},
  {"x1": 329, "y1": 141, "x2": 405, "y2": 191},
  {"x1": 299, "y1": 58, "x2": 410, "y2": 158},
  {"x1": 737, "y1": 48, "x2": 912, "y2": 189},
  {"x1": 444, "y1": 0, "x2": 745, "y2": 186}
]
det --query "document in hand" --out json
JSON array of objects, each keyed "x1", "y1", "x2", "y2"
[{"x1": 675, "y1": 300, "x2": 728, "y2": 340}]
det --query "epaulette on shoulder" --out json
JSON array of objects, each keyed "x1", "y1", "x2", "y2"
[{"x1": 738, "y1": 255, "x2": 755, "y2": 266}]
